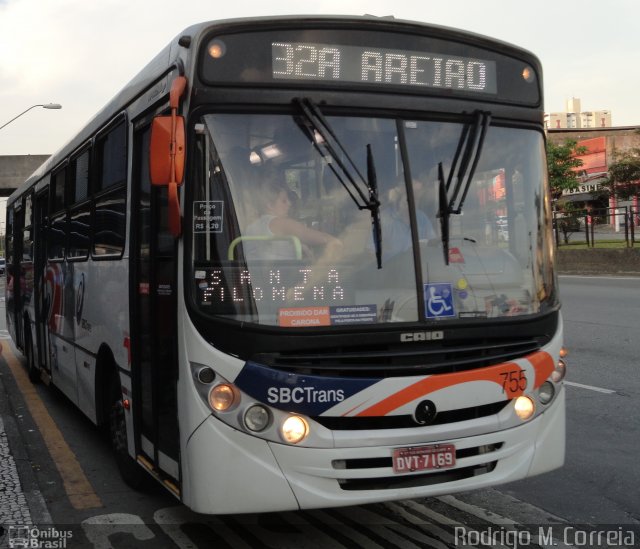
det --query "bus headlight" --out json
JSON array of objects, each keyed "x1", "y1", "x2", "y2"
[
  {"x1": 514, "y1": 396, "x2": 535, "y2": 421},
  {"x1": 538, "y1": 381, "x2": 555, "y2": 405},
  {"x1": 209, "y1": 384, "x2": 237, "y2": 412},
  {"x1": 281, "y1": 415, "x2": 309, "y2": 444},
  {"x1": 244, "y1": 405, "x2": 271, "y2": 432}
]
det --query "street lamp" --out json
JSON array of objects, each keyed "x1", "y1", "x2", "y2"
[{"x1": 0, "y1": 103, "x2": 62, "y2": 131}]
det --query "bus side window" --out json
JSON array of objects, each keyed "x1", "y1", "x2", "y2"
[
  {"x1": 6, "y1": 206, "x2": 14, "y2": 264},
  {"x1": 93, "y1": 119, "x2": 127, "y2": 257},
  {"x1": 22, "y1": 194, "x2": 33, "y2": 262},
  {"x1": 48, "y1": 166, "x2": 67, "y2": 260},
  {"x1": 68, "y1": 148, "x2": 91, "y2": 260}
]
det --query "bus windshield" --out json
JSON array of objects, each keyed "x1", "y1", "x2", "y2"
[{"x1": 191, "y1": 112, "x2": 555, "y2": 328}]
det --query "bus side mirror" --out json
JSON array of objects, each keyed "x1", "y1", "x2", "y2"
[
  {"x1": 148, "y1": 75, "x2": 187, "y2": 237},
  {"x1": 149, "y1": 115, "x2": 185, "y2": 185}
]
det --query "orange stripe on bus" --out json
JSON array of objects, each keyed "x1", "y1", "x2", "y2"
[
  {"x1": 529, "y1": 351, "x2": 555, "y2": 388},
  {"x1": 356, "y1": 351, "x2": 553, "y2": 417}
]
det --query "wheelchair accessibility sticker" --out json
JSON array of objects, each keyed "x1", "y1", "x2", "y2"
[{"x1": 424, "y1": 283, "x2": 456, "y2": 318}]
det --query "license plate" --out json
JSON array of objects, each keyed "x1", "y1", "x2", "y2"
[{"x1": 392, "y1": 444, "x2": 456, "y2": 474}]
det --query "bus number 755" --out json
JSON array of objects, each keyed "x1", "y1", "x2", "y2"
[{"x1": 500, "y1": 370, "x2": 527, "y2": 394}]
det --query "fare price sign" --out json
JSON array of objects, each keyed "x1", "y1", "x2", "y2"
[
  {"x1": 194, "y1": 201, "x2": 224, "y2": 233},
  {"x1": 272, "y1": 41, "x2": 497, "y2": 94}
]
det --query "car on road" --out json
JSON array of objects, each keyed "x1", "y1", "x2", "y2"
[{"x1": 0, "y1": 257, "x2": 5, "y2": 275}]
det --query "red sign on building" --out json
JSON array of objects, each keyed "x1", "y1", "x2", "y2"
[{"x1": 573, "y1": 137, "x2": 607, "y2": 175}]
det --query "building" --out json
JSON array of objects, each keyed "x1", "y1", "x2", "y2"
[
  {"x1": 544, "y1": 97, "x2": 612, "y2": 130},
  {"x1": 547, "y1": 126, "x2": 639, "y2": 219},
  {"x1": 0, "y1": 155, "x2": 49, "y2": 196}
]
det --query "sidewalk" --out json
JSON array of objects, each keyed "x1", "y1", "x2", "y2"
[
  {"x1": 0, "y1": 343, "x2": 52, "y2": 546},
  {"x1": 0, "y1": 416, "x2": 33, "y2": 525}
]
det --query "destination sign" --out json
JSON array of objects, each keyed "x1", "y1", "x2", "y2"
[
  {"x1": 196, "y1": 266, "x2": 347, "y2": 307},
  {"x1": 200, "y1": 27, "x2": 540, "y2": 105},
  {"x1": 272, "y1": 41, "x2": 497, "y2": 94}
]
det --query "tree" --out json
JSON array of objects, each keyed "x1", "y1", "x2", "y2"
[
  {"x1": 546, "y1": 139, "x2": 587, "y2": 201},
  {"x1": 602, "y1": 147, "x2": 640, "y2": 201}
]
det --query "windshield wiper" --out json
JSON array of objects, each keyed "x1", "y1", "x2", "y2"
[
  {"x1": 437, "y1": 110, "x2": 491, "y2": 265},
  {"x1": 367, "y1": 144, "x2": 382, "y2": 268},
  {"x1": 294, "y1": 98, "x2": 383, "y2": 268},
  {"x1": 437, "y1": 162, "x2": 450, "y2": 265}
]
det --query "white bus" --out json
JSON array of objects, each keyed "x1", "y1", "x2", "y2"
[{"x1": 5, "y1": 16, "x2": 566, "y2": 514}]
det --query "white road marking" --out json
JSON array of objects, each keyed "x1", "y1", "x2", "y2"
[
  {"x1": 81, "y1": 514, "x2": 155, "y2": 549},
  {"x1": 564, "y1": 381, "x2": 616, "y2": 394}
]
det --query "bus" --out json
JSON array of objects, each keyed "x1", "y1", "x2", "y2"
[{"x1": 5, "y1": 15, "x2": 566, "y2": 514}]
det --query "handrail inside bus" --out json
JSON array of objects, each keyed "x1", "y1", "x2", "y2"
[{"x1": 227, "y1": 235, "x2": 303, "y2": 260}]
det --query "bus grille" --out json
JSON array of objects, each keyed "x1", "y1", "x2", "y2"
[
  {"x1": 333, "y1": 443, "x2": 502, "y2": 491},
  {"x1": 252, "y1": 337, "x2": 542, "y2": 378},
  {"x1": 313, "y1": 400, "x2": 509, "y2": 430},
  {"x1": 337, "y1": 462, "x2": 498, "y2": 490}
]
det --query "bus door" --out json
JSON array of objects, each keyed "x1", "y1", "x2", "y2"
[
  {"x1": 131, "y1": 123, "x2": 180, "y2": 484},
  {"x1": 34, "y1": 190, "x2": 50, "y2": 374}
]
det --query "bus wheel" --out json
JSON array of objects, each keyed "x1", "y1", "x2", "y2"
[
  {"x1": 108, "y1": 375, "x2": 148, "y2": 490},
  {"x1": 26, "y1": 336, "x2": 40, "y2": 384}
]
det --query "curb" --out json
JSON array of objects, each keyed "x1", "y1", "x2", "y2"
[
  {"x1": 558, "y1": 271, "x2": 640, "y2": 277},
  {"x1": 0, "y1": 344, "x2": 53, "y2": 528}
]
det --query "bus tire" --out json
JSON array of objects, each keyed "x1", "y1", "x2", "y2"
[
  {"x1": 108, "y1": 374, "x2": 148, "y2": 490},
  {"x1": 25, "y1": 334, "x2": 40, "y2": 384}
]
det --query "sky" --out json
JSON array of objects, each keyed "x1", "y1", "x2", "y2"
[{"x1": 0, "y1": 0, "x2": 639, "y2": 157}]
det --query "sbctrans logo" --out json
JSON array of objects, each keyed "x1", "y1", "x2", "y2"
[
  {"x1": 267, "y1": 386, "x2": 345, "y2": 405},
  {"x1": 7, "y1": 526, "x2": 73, "y2": 548},
  {"x1": 236, "y1": 361, "x2": 379, "y2": 416}
]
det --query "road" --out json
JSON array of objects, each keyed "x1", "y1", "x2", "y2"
[
  {"x1": 498, "y1": 275, "x2": 640, "y2": 524},
  {"x1": 1, "y1": 275, "x2": 639, "y2": 548}
]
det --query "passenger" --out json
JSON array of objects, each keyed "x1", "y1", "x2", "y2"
[
  {"x1": 379, "y1": 178, "x2": 436, "y2": 260},
  {"x1": 244, "y1": 180, "x2": 341, "y2": 260},
  {"x1": 407, "y1": 178, "x2": 437, "y2": 241}
]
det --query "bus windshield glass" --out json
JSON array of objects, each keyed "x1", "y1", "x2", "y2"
[{"x1": 191, "y1": 112, "x2": 555, "y2": 328}]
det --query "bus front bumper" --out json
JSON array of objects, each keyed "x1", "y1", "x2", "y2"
[{"x1": 183, "y1": 387, "x2": 565, "y2": 514}]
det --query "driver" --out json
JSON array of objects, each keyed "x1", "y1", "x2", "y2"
[{"x1": 379, "y1": 178, "x2": 436, "y2": 260}]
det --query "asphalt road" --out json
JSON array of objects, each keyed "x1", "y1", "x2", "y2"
[{"x1": 495, "y1": 275, "x2": 640, "y2": 524}]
